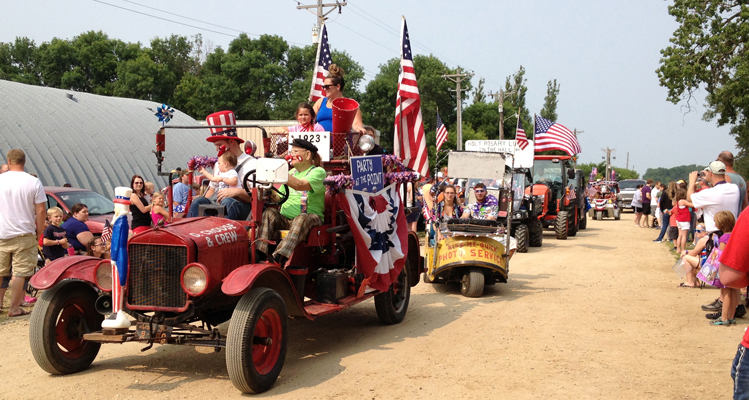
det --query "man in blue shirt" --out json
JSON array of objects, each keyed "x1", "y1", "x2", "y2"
[{"x1": 172, "y1": 171, "x2": 190, "y2": 217}]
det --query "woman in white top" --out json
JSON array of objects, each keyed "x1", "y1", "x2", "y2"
[{"x1": 632, "y1": 184, "x2": 644, "y2": 227}]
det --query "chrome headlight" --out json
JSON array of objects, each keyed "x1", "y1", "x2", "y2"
[
  {"x1": 181, "y1": 263, "x2": 209, "y2": 296},
  {"x1": 95, "y1": 261, "x2": 112, "y2": 292},
  {"x1": 359, "y1": 135, "x2": 375, "y2": 152}
]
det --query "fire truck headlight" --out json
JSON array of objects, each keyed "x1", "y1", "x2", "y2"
[
  {"x1": 181, "y1": 264, "x2": 209, "y2": 296},
  {"x1": 95, "y1": 261, "x2": 112, "y2": 292}
]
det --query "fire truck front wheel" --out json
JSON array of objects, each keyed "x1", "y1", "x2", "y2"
[
  {"x1": 375, "y1": 259, "x2": 411, "y2": 325},
  {"x1": 227, "y1": 287, "x2": 288, "y2": 394},
  {"x1": 29, "y1": 281, "x2": 103, "y2": 375}
]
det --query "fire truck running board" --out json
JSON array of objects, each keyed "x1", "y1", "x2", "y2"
[{"x1": 304, "y1": 292, "x2": 378, "y2": 317}]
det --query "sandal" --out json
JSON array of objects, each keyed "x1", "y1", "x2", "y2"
[
  {"x1": 8, "y1": 309, "x2": 31, "y2": 318},
  {"x1": 710, "y1": 319, "x2": 736, "y2": 326},
  {"x1": 678, "y1": 282, "x2": 698, "y2": 288}
]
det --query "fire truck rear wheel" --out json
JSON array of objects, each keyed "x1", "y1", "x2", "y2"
[
  {"x1": 515, "y1": 224, "x2": 529, "y2": 253},
  {"x1": 29, "y1": 281, "x2": 103, "y2": 375},
  {"x1": 375, "y1": 259, "x2": 411, "y2": 325},
  {"x1": 227, "y1": 287, "x2": 288, "y2": 394}
]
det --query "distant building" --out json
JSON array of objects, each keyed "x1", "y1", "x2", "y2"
[{"x1": 0, "y1": 79, "x2": 214, "y2": 196}]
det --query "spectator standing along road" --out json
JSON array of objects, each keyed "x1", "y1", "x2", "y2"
[
  {"x1": 680, "y1": 161, "x2": 740, "y2": 232},
  {"x1": 718, "y1": 151, "x2": 748, "y2": 212},
  {"x1": 0, "y1": 150, "x2": 46, "y2": 317}
]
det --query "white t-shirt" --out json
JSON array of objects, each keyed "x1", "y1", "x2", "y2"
[
  {"x1": 0, "y1": 171, "x2": 46, "y2": 239},
  {"x1": 690, "y1": 183, "x2": 740, "y2": 232},
  {"x1": 631, "y1": 191, "x2": 643, "y2": 208},
  {"x1": 217, "y1": 169, "x2": 241, "y2": 190},
  {"x1": 209, "y1": 153, "x2": 256, "y2": 192}
]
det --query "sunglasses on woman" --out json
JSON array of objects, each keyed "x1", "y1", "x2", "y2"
[{"x1": 322, "y1": 84, "x2": 335, "y2": 90}]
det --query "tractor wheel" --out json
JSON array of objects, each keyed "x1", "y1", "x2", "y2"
[
  {"x1": 528, "y1": 217, "x2": 543, "y2": 247},
  {"x1": 579, "y1": 207, "x2": 587, "y2": 230},
  {"x1": 375, "y1": 259, "x2": 411, "y2": 325},
  {"x1": 29, "y1": 281, "x2": 103, "y2": 375},
  {"x1": 227, "y1": 288, "x2": 288, "y2": 394},
  {"x1": 555, "y1": 211, "x2": 569, "y2": 240},
  {"x1": 596, "y1": 211, "x2": 603, "y2": 221},
  {"x1": 515, "y1": 224, "x2": 529, "y2": 253},
  {"x1": 460, "y1": 268, "x2": 485, "y2": 297},
  {"x1": 568, "y1": 210, "x2": 578, "y2": 237}
]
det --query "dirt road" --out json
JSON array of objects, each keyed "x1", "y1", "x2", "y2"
[{"x1": 1, "y1": 214, "x2": 740, "y2": 399}]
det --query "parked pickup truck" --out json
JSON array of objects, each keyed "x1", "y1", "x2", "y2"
[{"x1": 618, "y1": 179, "x2": 646, "y2": 211}]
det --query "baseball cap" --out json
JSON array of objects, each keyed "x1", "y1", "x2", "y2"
[
  {"x1": 707, "y1": 160, "x2": 726, "y2": 174},
  {"x1": 677, "y1": 180, "x2": 685, "y2": 185}
]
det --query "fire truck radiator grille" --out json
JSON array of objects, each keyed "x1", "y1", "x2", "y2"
[{"x1": 128, "y1": 244, "x2": 187, "y2": 308}]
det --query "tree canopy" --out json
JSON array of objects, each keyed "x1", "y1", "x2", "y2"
[
  {"x1": 540, "y1": 79, "x2": 560, "y2": 122},
  {"x1": 657, "y1": 1, "x2": 749, "y2": 176},
  {"x1": 643, "y1": 164, "x2": 706, "y2": 183},
  {"x1": 578, "y1": 162, "x2": 640, "y2": 181}
]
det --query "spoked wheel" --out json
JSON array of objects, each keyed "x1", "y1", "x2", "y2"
[
  {"x1": 460, "y1": 267, "x2": 485, "y2": 297},
  {"x1": 375, "y1": 259, "x2": 411, "y2": 325},
  {"x1": 29, "y1": 281, "x2": 103, "y2": 375},
  {"x1": 227, "y1": 288, "x2": 288, "y2": 394}
]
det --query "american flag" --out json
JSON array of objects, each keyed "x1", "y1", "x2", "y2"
[
  {"x1": 534, "y1": 115, "x2": 581, "y2": 155},
  {"x1": 435, "y1": 112, "x2": 448, "y2": 152},
  {"x1": 515, "y1": 115, "x2": 529, "y2": 150},
  {"x1": 308, "y1": 24, "x2": 333, "y2": 103},
  {"x1": 394, "y1": 18, "x2": 428, "y2": 176},
  {"x1": 101, "y1": 219, "x2": 112, "y2": 244}
]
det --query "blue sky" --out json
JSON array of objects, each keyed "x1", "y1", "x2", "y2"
[{"x1": 1, "y1": 0, "x2": 738, "y2": 175}]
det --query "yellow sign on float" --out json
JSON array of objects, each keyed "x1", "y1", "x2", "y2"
[{"x1": 427, "y1": 236, "x2": 506, "y2": 277}]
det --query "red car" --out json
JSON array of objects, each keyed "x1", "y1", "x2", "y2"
[{"x1": 44, "y1": 186, "x2": 115, "y2": 235}]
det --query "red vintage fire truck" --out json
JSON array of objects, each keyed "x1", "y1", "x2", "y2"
[{"x1": 28, "y1": 125, "x2": 424, "y2": 394}]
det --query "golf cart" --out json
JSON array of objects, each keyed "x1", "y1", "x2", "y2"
[
  {"x1": 424, "y1": 151, "x2": 513, "y2": 297},
  {"x1": 588, "y1": 180, "x2": 621, "y2": 220}
]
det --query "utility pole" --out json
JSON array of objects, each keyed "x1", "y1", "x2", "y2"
[
  {"x1": 442, "y1": 67, "x2": 473, "y2": 150},
  {"x1": 602, "y1": 147, "x2": 616, "y2": 181},
  {"x1": 297, "y1": 0, "x2": 347, "y2": 44},
  {"x1": 573, "y1": 128, "x2": 584, "y2": 138},
  {"x1": 626, "y1": 152, "x2": 629, "y2": 170},
  {"x1": 488, "y1": 89, "x2": 515, "y2": 140}
]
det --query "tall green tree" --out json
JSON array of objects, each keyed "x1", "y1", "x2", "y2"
[
  {"x1": 0, "y1": 37, "x2": 42, "y2": 85},
  {"x1": 643, "y1": 164, "x2": 706, "y2": 183},
  {"x1": 657, "y1": 1, "x2": 749, "y2": 176},
  {"x1": 472, "y1": 78, "x2": 486, "y2": 105},
  {"x1": 540, "y1": 79, "x2": 560, "y2": 122},
  {"x1": 504, "y1": 65, "x2": 531, "y2": 138},
  {"x1": 463, "y1": 100, "x2": 499, "y2": 139}
]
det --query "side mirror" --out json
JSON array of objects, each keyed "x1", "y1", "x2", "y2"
[{"x1": 256, "y1": 158, "x2": 289, "y2": 185}]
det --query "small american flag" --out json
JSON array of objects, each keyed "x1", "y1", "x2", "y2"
[
  {"x1": 435, "y1": 112, "x2": 448, "y2": 152},
  {"x1": 101, "y1": 219, "x2": 112, "y2": 244},
  {"x1": 309, "y1": 24, "x2": 333, "y2": 103},
  {"x1": 515, "y1": 115, "x2": 529, "y2": 150},
  {"x1": 534, "y1": 115, "x2": 581, "y2": 156},
  {"x1": 394, "y1": 17, "x2": 428, "y2": 176}
]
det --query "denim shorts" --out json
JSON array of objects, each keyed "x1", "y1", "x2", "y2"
[{"x1": 732, "y1": 344, "x2": 749, "y2": 400}]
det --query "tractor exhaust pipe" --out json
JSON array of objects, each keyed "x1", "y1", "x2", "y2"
[{"x1": 95, "y1": 295, "x2": 113, "y2": 315}]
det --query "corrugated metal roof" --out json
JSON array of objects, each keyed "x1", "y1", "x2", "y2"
[{"x1": 0, "y1": 79, "x2": 215, "y2": 197}]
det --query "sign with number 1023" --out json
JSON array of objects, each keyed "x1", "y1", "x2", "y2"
[{"x1": 288, "y1": 131, "x2": 331, "y2": 162}]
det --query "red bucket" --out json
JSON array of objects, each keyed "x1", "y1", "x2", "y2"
[{"x1": 331, "y1": 98, "x2": 359, "y2": 134}]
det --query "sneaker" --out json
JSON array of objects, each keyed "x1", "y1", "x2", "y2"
[
  {"x1": 23, "y1": 295, "x2": 37, "y2": 304},
  {"x1": 702, "y1": 299, "x2": 722, "y2": 312},
  {"x1": 710, "y1": 319, "x2": 736, "y2": 326},
  {"x1": 652, "y1": 239, "x2": 662, "y2": 243},
  {"x1": 737, "y1": 305, "x2": 747, "y2": 319},
  {"x1": 706, "y1": 311, "x2": 722, "y2": 320}
]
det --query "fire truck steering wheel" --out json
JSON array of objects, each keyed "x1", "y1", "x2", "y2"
[{"x1": 242, "y1": 169, "x2": 289, "y2": 206}]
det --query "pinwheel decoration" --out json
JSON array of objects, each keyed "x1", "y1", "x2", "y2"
[{"x1": 155, "y1": 103, "x2": 175, "y2": 125}]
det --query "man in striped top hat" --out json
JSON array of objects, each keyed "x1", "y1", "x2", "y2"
[{"x1": 187, "y1": 110, "x2": 257, "y2": 220}]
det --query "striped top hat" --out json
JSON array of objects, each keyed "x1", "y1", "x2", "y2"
[{"x1": 205, "y1": 110, "x2": 244, "y2": 143}]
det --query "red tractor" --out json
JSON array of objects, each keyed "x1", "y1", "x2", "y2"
[
  {"x1": 526, "y1": 155, "x2": 585, "y2": 240},
  {"x1": 28, "y1": 127, "x2": 424, "y2": 394}
]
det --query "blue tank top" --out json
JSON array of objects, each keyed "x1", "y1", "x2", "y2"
[{"x1": 317, "y1": 98, "x2": 333, "y2": 131}]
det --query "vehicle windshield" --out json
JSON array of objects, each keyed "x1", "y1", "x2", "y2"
[
  {"x1": 467, "y1": 178, "x2": 500, "y2": 189},
  {"x1": 619, "y1": 180, "x2": 645, "y2": 190},
  {"x1": 533, "y1": 160, "x2": 563, "y2": 184},
  {"x1": 56, "y1": 191, "x2": 115, "y2": 215}
]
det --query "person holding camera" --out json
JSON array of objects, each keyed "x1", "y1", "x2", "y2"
[{"x1": 678, "y1": 161, "x2": 740, "y2": 233}]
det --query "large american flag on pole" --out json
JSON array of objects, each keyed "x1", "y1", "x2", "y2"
[
  {"x1": 435, "y1": 112, "x2": 448, "y2": 152},
  {"x1": 394, "y1": 17, "x2": 428, "y2": 176},
  {"x1": 308, "y1": 24, "x2": 332, "y2": 103},
  {"x1": 534, "y1": 115, "x2": 581, "y2": 155},
  {"x1": 338, "y1": 184, "x2": 408, "y2": 292},
  {"x1": 515, "y1": 114, "x2": 529, "y2": 150}
]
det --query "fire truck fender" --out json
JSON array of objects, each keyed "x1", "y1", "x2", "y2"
[
  {"x1": 29, "y1": 256, "x2": 100, "y2": 290},
  {"x1": 407, "y1": 231, "x2": 423, "y2": 287},
  {"x1": 222, "y1": 264, "x2": 308, "y2": 318}
]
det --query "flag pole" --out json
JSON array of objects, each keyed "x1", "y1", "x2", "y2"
[
  {"x1": 397, "y1": 16, "x2": 405, "y2": 165},
  {"x1": 308, "y1": 23, "x2": 324, "y2": 102}
]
